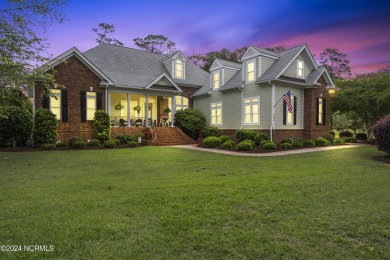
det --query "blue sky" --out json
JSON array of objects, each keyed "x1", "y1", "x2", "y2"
[{"x1": 44, "y1": 0, "x2": 390, "y2": 73}]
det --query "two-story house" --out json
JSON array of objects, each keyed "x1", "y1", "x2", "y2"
[{"x1": 33, "y1": 43, "x2": 334, "y2": 143}]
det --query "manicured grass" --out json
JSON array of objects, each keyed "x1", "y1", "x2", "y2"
[{"x1": 0, "y1": 146, "x2": 389, "y2": 259}]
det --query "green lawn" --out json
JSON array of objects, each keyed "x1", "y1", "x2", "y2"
[{"x1": 0, "y1": 146, "x2": 389, "y2": 259}]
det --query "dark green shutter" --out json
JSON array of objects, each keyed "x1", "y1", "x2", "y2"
[
  {"x1": 293, "y1": 96, "x2": 297, "y2": 125},
  {"x1": 283, "y1": 100, "x2": 286, "y2": 125},
  {"x1": 322, "y1": 98, "x2": 326, "y2": 126},
  {"x1": 61, "y1": 89, "x2": 68, "y2": 122},
  {"x1": 80, "y1": 91, "x2": 86, "y2": 122},
  {"x1": 316, "y1": 98, "x2": 319, "y2": 125},
  {"x1": 96, "y1": 92, "x2": 103, "y2": 110},
  {"x1": 43, "y1": 95, "x2": 50, "y2": 109}
]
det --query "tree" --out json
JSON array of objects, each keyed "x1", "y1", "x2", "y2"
[
  {"x1": 92, "y1": 22, "x2": 124, "y2": 46},
  {"x1": 320, "y1": 48, "x2": 352, "y2": 79},
  {"x1": 0, "y1": 106, "x2": 32, "y2": 148},
  {"x1": 0, "y1": 0, "x2": 65, "y2": 91},
  {"x1": 331, "y1": 69, "x2": 390, "y2": 139},
  {"x1": 133, "y1": 35, "x2": 176, "y2": 54}
]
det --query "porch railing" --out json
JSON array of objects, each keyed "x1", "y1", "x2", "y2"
[
  {"x1": 174, "y1": 118, "x2": 199, "y2": 140},
  {"x1": 110, "y1": 116, "x2": 149, "y2": 127}
]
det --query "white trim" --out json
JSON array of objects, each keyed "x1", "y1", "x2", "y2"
[
  {"x1": 145, "y1": 73, "x2": 182, "y2": 92},
  {"x1": 258, "y1": 57, "x2": 262, "y2": 77},
  {"x1": 297, "y1": 59, "x2": 304, "y2": 78},
  {"x1": 221, "y1": 68, "x2": 225, "y2": 86},
  {"x1": 271, "y1": 84, "x2": 275, "y2": 139},
  {"x1": 276, "y1": 45, "x2": 318, "y2": 79},
  {"x1": 145, "y1": 95, "x2": 149, "y2": 127},
  {"x1": 127, "y1": 93, "x2": 131, "y2": 127},
  {"x1": 212, "y1": 70, "x2": 221, "y2": 90},
  {"x1": 245, "y1": 59, "x2": 256, "y2": 83},
  {"x1": 242, "y1": 96, "x2": 260, "y2": 125},
  {"x1": 174, "y1": 59, "x2": 184, "y2": 79},
  {"x1": 241, "y1": 46, "x2": 279, "y2": 61},
  {"x1": 210, "y1": 59, "x2": 222, "y2": 71},
  {"x1": 162, "y1": 51, "x2": 187, "y2": 63},
  {"x1": 210, "y1": 101, "x2": 223, "y2": 126},
  {"x1": 285, "y1": 94, "x2": 295, "y2": 125},
  {"x1": 40, "y1": 47, "x2": 113, "y2": 84},
  {"x1": 107, "y1": 89, "x2": 111, "y2": 115}
]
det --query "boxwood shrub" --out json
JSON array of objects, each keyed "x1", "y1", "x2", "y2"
[
  {"x1": 236, "y1": 130, "x2": 256, "y2": 142},
  {"x1": 42, "y1": 143, "x2": 56, "y2": 150},
  {"x1": 263, "y1": 142, "x2": 277, "y2": 150},
  {"x1": 203, "y1": 136, "x2": 222, "y2": 148},
  {"x1": 56, "y1": 141, "x2": 67, "y2": 147},
  {"x1": 339, "y1": 130, "x2": 353, "y2": 138},
  {"x1": 260, "y1": 140, "x2": 272, "y2": 148},
  {"x1": 127, "y1": 141, "x2": 138, "y2": 148},
  {"x1": 280, "y1": 143, "x2": 292, "y2": 149},
  {"x1": 281, "y1": 138, "x2": 293, "y2": 144},
  {"x1": 87, "y1": 139, "x2": 101, "y2": 146},
  {"x1": 315, "y1": 137, "x2": 330, "y2": 146},
  {"x1": 334, "y1": 138, "x2": 345, "y2": 145},
  {"x1": 73, "y1": 140, "x2": 86, "y2": 149},
  {"x1": 292, "y1": 141, "x2": 303, "y2": 148},
  {"x1": 236, "y1": 141, "x2": 252, "y2": 151},
  {"x1": 203, "y1": 126, "x2": 220, "y2": 137},
  {"x1": 225, "y1": 139, "x2": 235, "y2": 146},
  {"x1": 342, "y1": 137, "x2": 357, "y2": 143},
  {"x1": 220, "y1": 135, "x2": 232, "y2": 143},
  {"x1": 115, "y1": 134, "x2": 129, "y2": 144},
  {"x1": 322, "y1": 134, "x2": 335, "y2": 144},
  {"x1": 104, "y1": 140, "x2": 117, "y2": 149},
  {"x1": 302, "y1": 140, "x2": 315, "y2": 147},
  {"x1": 254, "y1": 133, "x2": 268, "y2": 145},
  {"x1": 356, "y1": 133, "x2": 368, "y2": 140},
  {"x1": 221, "y1": 141, "x2": 233, "y2": 149},
  {"x1": 242, "y1": 139, "x2": 255, "y2": 148},
  {"x1": 68, "y1": 136, "x2": 82, "y2": 147},
  {"x1": 112, "y1": 139, "x2": 120, "y2": 146}
]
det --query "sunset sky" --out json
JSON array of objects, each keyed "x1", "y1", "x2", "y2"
[{"x1": 43, "y1": 0, "x2": 390, "y2": 74}]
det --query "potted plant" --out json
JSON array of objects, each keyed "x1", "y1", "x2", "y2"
[
  {"x1": 133, "y1": 105, "x2": 141, "y2": 114},
  {"x1": 161, "y1": 115, "x2": 169, "y2": 122},
  {"x1": 144, "y1": 128, "x2": 152, "y2": 140},
  {"x1": 114, "y1": 103, "x2": 124, "y2": 110},
  {"x1": 164, "y1": 107, "x2": 171, "y2": 114}
]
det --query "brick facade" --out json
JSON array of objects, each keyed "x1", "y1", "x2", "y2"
[
  {"x1": 178, "y1": 85, "x2": 198, "y2": 109},
  {"x1": 35, "y1": 56, "x2": 105, "y2": 142}
]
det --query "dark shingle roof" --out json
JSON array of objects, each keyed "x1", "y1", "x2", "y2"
[
  {"x1": 306, "y1": 67, "x2": 325, "y2": 84},
  {"x1": 278, "y1": 75, "x2": 306, "y2": 84},
  {"x1": 252, "y1": 46, "x2": 280, "y2": 58},
  {"x1": 83, "y1": 44, "x2": 208, "y2": 88},
  {"x1": 220, "y1": 70, "x2": 243, "y2": 91},
  {"x1": 216, "y1": 58, "x2": 241, "y2": 69}
]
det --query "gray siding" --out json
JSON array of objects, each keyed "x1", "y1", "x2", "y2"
[
  {"x1": 282, "y1": 54, "x2": 311, "y2": 78},
  {"x1": 261, "y1": 57, "x2": 276, "y2": 76},
  {"x1": 223, "y1": 68, "x2": 238, "y2": 85},
  {"x1": 273, "y1": 85, "x2": 304, "y2": 129},
  {"x1": 243, "y1": 83, "x2": 272, "y2": 129},
  {"x1": 155, "y1": 77, "x2": 171, "y2": 86},
  {"x1": 164, "y1": 61, "x2": 173, "y2": 77}
]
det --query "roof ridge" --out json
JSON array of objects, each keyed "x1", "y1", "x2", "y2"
[
  {"x1": 280, "y1": 44, "x2": 306, "y2": 53},
  {"x1": 215, "y1": 58, "x2": 242, "y2": 65},
  {"x1": 87, "y1": 43, "x2": 170, "y2": 57},
  {"x1": 251, "y1": 45, "x2": 279, "y2": 56}
]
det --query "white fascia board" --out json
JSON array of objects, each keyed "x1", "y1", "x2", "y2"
[{"x1": 145, "y1": 73, "x2": 183, "y2": 92}]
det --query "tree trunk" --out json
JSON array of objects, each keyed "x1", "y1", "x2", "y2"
[{"x1": 12, "y1": 137, "x2": 16, "y2": 149}]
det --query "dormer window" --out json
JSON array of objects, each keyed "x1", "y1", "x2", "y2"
[
  {"x1": 213, "y1": 71, "x2": 220, "y2": 90},
  {"x1": 297, "y1": 60, "x2": 304, "y2": 78},
  {"x1": 175, "y1": 60, "x2": 183, "y2": 79},
  {"x1": 247, "y1": 61, "x2": 255, "y2": 82}
]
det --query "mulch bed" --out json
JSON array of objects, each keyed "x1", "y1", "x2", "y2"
[{"x1": 373, "y1": 155, "x2": 390, "y2": 164}]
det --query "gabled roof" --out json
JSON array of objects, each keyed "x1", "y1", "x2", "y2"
[
  {"x1": 162, "y1": 50, "x2": 187, "y2": 63},
  {"x1": 306, "y1": 67, "x2": 335, "y2": 88},
  {"x1": 145, "y1": 73, "x2": 182, "y2": 92},
  {"x1": 220, "y1": 69, "x2": 243, "y2": 91},
  {"x1": 241, "y1": 46, "x2": 279, "y2": 61},
  {"x1": 82, "y1": 44, "x2": 208, "y2": 89},
  {"x1": 216, "y1": 59, "x2": 241, "y2": 69}
]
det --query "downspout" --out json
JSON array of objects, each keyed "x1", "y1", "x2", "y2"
[{"x1": 238, "y1": 84, "x2": 244, "y2": 129}]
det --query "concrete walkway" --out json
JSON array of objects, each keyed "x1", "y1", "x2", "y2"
[{"x1": 169, "y1": 143, "x2": 369, "y2": 157}]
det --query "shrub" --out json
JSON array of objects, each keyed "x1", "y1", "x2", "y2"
[
  {"x1": 203, "y1": 126, "x2": 220, "y2": 137},
  {"x1": 329, "y1": 131, "x2": 336, "y2": 136},
  {"x1": 292, "y1": 141, "x2": 303, "y2": 148},
  {"x1": 342, "y1": 137, "x2": 357, "y2": 143},
  {"x1": 126, "y1": 135, "x2": 137, "y2": 142},
  {"x1": 42, "y1": 143, "x2": 56, "y2": 150},
  {"x1": 33, "y1": 108, "x2": 57, "y2": 146},
  {"x1": 323, "y1": 134, "x2": 335, "y2": 144},
  {"x1": 339, "y1": 130, "x2": 353, "y2": 138},
  {"x1": 0, "y1": 106, "x2": 32, "y2": 148},
  {"x1": 127, "y1": 141, "x2": 138, "y2": 148},
  {"x1": 356, "y1": 133, "x2": 368, "y2": 140},
  {"x1": 104, "y1": 140, "x2": 117, "y2": 149},
  {"x1": 113, "y1": 139, "x2": 120, "y2": 146},
  {"x1": 220, "y1": 135, "x2": 232, "y2": 143},
  {"x1": 280, "y1": 143, "x2": 292, "y2": 149},
  {"x1": 315, "y1": 137, "x2": 330, "y2": 146},
  {"x1": 334, "y1": 139, "x2": 345, "y2": 145},
  {"x1": 243, "y1": 139, "x2": 255, "y2": 148},
  {"x1": 203, "y1": 136, "x2": 222, "y2": 148},
  {"x1": 236, "y1": 130, "x2": 256, "y2": 142},
  {"x1": 94, "y1": 110, "x2": 111, "y2": 143},
  {"x1": 72, "y1": 140, "x2": 86, "y2": 149},
  {"x1": 174, "y1": 109, "x2": 206, "y2": 130},
  {"x1": 221, "y1": 142, "x2": 233, "y2": 149},
  {"x1": 68, "y1": 136, "x2": 82, "y2": 147},
  {"x1": 263, "y1": 142, "x2": 277, "y2": 150},
  {"x1": 225, "y1": 139, "x2": 235, "y2": 146},
  {"x1": 260, "y1": 140, "x2": 272, "y2": 148},
  {"x1": 302, "y1": 140, "x2": 315, "y2": 147},
  {"x1": 373, "y1": 115, "x2": 390, "y2": 154},
  {"x1": 254, "y1": 133, "x2": 268, "y2": 145},
  {"x1": 281, "y1": 138, "x2": 293, "y2": 144},
  {"x1": 236, "y1": 141, "x2": 252, "y2": 151},
  {"x1": 56, "y1": 141, "x2": 67, "y2": 147},
  {"x1": 115, "y1": 134, "x2": 129, "y2": 144},
  {"x1": 87, "y1": 139, "x2": 101, "y2": 146}
]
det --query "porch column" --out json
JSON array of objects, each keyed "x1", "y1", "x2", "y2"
[
  {"x1": 127, "y1": 93, "x2": 131, "y2": 127},
  {"x1": 172, "y1": 95, "x2": 176, "y2": 127},
  {"x1": 145, "y1": 95, "x2": 149, "y2": 127},
  {"x1": 107, "y1": 89, "x2": 111, "y2": 116}
]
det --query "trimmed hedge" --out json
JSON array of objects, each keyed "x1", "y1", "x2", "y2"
[
  {"x1": 302, "y1": 140, "x2": 315, "y2": 147},
  {"x1": 315, "y1": 137, "x2": 330, "y2": 146},
  {"x1": 323, "y1": 134, "x2": 335, "y2": 144},
  {"x1": 42, "y1": 143, "x2": 56, "y2": 150},
  {"x1": 236, "y1": 130, "x2": 256, "y2": 142},
  {"x1": 281, "y1": 138, "x2": 293, "y2": 144},
  {"x1": 203, "y1": 136, "x2": 222, "y2": 148},
  {"x1": 220, "y1": 135, "x2": 232, "y2": 143},
  {"x1": 221, "y1": 142, "x2": 233, "y2": 149},
  {"x1": 33, "y1": 108, "x2": 57, "y2": 145},
  {"x1": 68, "y1": 136, "x2": 82, "y2": 147},
  {"x1": 242, "y1": 139, "x2": 255, "y2": 148},
  {"x1": 373, "y1": 115, "x2": 390, "y2": 154},
  {"x1": 334, "y1": 139, "x2": 345, "y2": 145},
  {"x1": 104, "y1": 140, "x2": 117, "y2": 149},
  {"x1": 127, "y1": 141, "x2": 138, "y2": 148},
  {"x1": 113, "y1": 139, "x2": 121, "y2": 146},
  {"x1": 94, "y1": 110, "x2": 111, "y2": 143},
  {"x1": 342, "y1": 137, "x2": 357, "y2": 143},
  {"x1": 203, "y1": 126, "x2": 220, "y2": 137},
  {"x1": 236, "y1": 141, "x2": 252, "y2": 151},
  {"x1": 263, "y1": 142, "x2": 277, "y2": 150},
  {"x1": 260, "y1": 140, "x2": 272, "y2": 148},
  {"x1": 56, "y1": 141, "x2": 67, "y2": 147},
  {"x1": 339, "y1": 130, "x2": 353, "y2": 138},
  {"x1": 254, "y1": 133, "x2": 268, "y2": 145},
  {"x1": 87, "y1": 139, "x2": 101, "y2": 146},
  {"x1": 73, "y1": 141, "x2": 86, "y2": 149},
  {"x1": 356, "y1": 133, "x2": 368, "y2": 140},
  {"x1": 292, "y1": 141, "x2": 303, "y2": 148},
  {"x1": 280, "y1": 143, "x2": 292, "y2": 149}
]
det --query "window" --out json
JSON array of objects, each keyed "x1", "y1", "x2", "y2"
[
  {"x1": 175, "y1": 96, "x2": 189, "y2": 111},
  {"x1": 50, "y1": 89, "x2": 61, "y2": 120},
  {"x1": 297, "y1": 60, "x2": 304, "y2": 78},
  {"x1": 213, "y1": 71, "x2": 220, "y2": 90},
  {"x1": 175, "y1": 60, "x2": 183, "y2": 79},
  {"x1": 247, "y1": 61, "x2": 255, "y2": 82},
  {"x1": 286, "y1": 95, "x2": 295, "y2": 125},
  {"x1": 318, "y1": 98, "x2": 323, "y2": 124},
  {"x1": 86, "y1": 92, "x2": 96, "y2": 120},
  {"x1": 243, "y1": 97, "x2": 259, "y2": 124},
  {"x1": 211, "y1": 102, "x2": 222, "y2": 125}
]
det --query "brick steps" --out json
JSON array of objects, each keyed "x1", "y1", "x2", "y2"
[{"x1": 153, "y1": 127, "x2": 196, "y2": 146}]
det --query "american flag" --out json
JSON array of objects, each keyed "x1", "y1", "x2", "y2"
[{"x1": 283, "y1": 89, "x2": 293, "y2": 112}]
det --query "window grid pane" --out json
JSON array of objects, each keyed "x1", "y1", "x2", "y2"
[
  {"x1": 243, "y1": 97, "x2": 259, "y2": 124},
  {"x1": 86, "y1": 91, "x2": 96, "y2": 121},
  {"x1": 50, "y1": 90, "x2": 61, "y2": 120}
]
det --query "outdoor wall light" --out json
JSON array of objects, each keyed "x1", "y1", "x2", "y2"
[{"x1": 90, "y1": 87, "x2": 94, "y2": 92}]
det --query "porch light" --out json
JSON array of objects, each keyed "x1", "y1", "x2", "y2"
[
  {"x1": 328, "y1": 89, "x2": 335, "y2": 94},
  {"x1": 90, "y1": 87, "x2": 94, "y2": 92}
]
